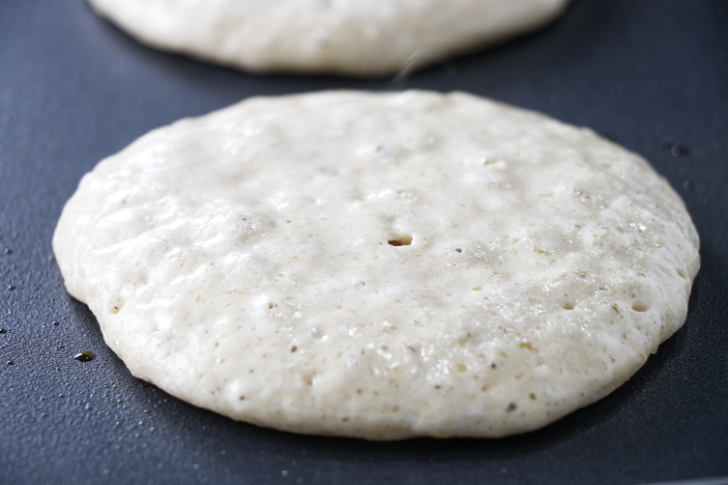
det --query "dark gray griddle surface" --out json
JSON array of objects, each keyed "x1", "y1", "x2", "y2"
[{"x1": 1, "y1": 1, "x2": 726, "y2": 484}]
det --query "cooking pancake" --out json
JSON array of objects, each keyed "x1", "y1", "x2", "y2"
[
  {"x1": 87, "y1": 0, "x2": 571, "y2": 76},
  {"x1": 53, "y1": 90, "x2": 700, "y2": 439}
]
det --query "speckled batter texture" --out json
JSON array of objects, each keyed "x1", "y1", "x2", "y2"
[
  {"x1": 54, "y1": 91, "x2": 699, "y2": 439},
  {"x1": 86, "y1": 0, "x2": 570, "y2": 76}
]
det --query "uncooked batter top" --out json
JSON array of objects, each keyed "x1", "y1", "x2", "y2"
[
  {"x1": 87, "y1": 0, "x2": 571, "y2": 76},
  {"x1": 53, "y1": 91, "x2": 699, "y2": 439}
]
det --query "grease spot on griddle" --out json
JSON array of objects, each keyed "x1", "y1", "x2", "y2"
[
  {"x1": 74, "y1": 351, "x2": 96, "y2": 362},
  {"x1": 664, "y1": 142, "x2": 689, "y2": 157}
]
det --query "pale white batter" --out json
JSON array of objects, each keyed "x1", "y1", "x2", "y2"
[
  {"x1": 87, "y1": 0, "x2": 571, "y2": 76},
  {"x1": 54, "y1": 91, "x2": 699, "y2": 439}
]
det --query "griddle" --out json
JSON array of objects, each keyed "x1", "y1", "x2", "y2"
[{"x1": 1, "y1": 1, "x2": 726, "y2": 483}]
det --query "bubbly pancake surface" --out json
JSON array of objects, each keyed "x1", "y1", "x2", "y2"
[
  {"x1": 87, "y1": 0, "x2": 570, "y2": 76},
  {"x1": 54, "y1": 91, "x2": 699, "y2": 439}
]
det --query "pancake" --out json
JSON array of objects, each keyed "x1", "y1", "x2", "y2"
[
  {"x1": 87, "y1": 0, "x2": 570, "y2": 76},
  {"x1": 53, "y1": 91, "x2": 699, "y2": 439}
]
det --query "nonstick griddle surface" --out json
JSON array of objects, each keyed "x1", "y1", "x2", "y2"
[{"x1": 1, "y1": 1, "x2": 726, "y2": 484}]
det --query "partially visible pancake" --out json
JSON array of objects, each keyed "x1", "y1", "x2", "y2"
[
  {"x1": 87, "y1": 0, "x2": 571, "y2": 76},
  {"x1": 53, "y1": 91, "x2": 699, "y2": 439}
]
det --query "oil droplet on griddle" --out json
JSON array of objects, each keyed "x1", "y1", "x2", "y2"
[
  {"x1": 7, "y1": 360, "x2": 15, "y2": 365},
  {"x1": 74, "y1": 351, "x2": 96, "y2": 362},
  {"x1": 0, "y1": 328, "x2": 6, "y2": 334},
  {"x1": 664, "y1": 142, "x2": 689, "y2": 157}
]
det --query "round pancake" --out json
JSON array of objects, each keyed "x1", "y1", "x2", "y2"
[
  {"x1": 53, "y1": 91, "x2": 699, "y2": 439},
  {"x1": 86, "y1": 0, "x2": 571, "y2": 77}
]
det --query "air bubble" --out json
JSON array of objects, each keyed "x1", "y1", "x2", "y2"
[
  {"x1": 631, "y1": 303, "x2": 649, "y2": 312},
  {"x1": 387, "y1": 235, "x2": 412, "y2": 246}
]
